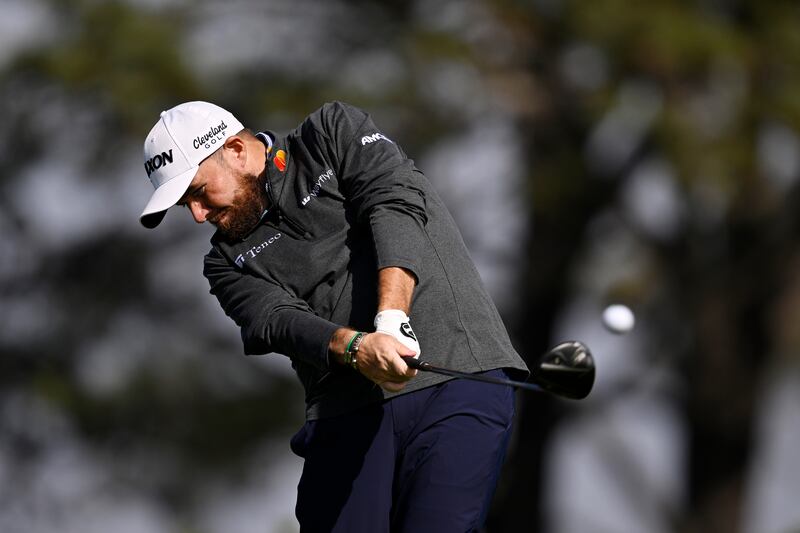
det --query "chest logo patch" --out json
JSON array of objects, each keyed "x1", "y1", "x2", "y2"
[{"x1": 273, "y1": 150, "x2": 287, "y2": 172}]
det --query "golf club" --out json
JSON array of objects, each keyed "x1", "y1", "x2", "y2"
[{"x1": 402, "y1": 341, "x2": 595, "y2": 399}]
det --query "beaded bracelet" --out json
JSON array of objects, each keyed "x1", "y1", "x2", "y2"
[{"x1": 344, "y1": 332, "x2": 365, "y2": 370}]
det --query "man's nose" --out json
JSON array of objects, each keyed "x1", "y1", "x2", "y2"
[{"x1": 188, "y1": 200, "x2": 209, "y2": 223}]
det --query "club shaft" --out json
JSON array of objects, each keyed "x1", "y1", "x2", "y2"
[{"x1": 403, "y1": 358, "x2": 545, "y2": 393}]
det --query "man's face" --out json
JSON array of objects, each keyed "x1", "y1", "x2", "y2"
[{"x1": 179, "y1": 154, "x2": 267, "y2": 241}]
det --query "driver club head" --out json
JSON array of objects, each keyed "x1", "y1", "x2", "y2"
[{"x1": 532, "y1": 341, "x2": 595, "y2": 399}]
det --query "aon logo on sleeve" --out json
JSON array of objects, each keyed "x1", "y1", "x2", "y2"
[{"x1": 360, "y1": 132, "x2": 393, "y2": 146}]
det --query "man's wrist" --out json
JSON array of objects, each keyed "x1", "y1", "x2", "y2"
[
  {"x1": 328, "y1": 327, "x2": 357, "y2": 365},
  {"x1": 343, "y1": 331, "x2": 366, "y2": 370}
]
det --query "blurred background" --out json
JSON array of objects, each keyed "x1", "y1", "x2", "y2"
[{"x1": 2, "y1": 0, "x2": 800, "y2": 532}]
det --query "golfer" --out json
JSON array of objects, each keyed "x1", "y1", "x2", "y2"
[{"x1": 139, "y1": 100, "x2": 529, "y2": 532}]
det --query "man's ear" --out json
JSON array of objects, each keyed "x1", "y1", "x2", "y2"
[{"x1": 223, "y1": 135, "x2": 247, "y2": 168}]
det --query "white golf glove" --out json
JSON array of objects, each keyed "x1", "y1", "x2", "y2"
[{"x1": 374, "y1": 309, "x2": 421, "y2": 358}]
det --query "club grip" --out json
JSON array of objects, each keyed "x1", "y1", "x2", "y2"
[{"x1": 401, "y1": 356, "x2": 425, "y2": 370}]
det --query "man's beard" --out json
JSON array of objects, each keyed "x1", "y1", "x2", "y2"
[{"x1": 213, "y1": 171, "x2": 268, "y2": 242}]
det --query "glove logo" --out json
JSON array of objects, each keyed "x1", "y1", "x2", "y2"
[{"x1": 400, "y1": 322, "x2": 417, "y2": 342}]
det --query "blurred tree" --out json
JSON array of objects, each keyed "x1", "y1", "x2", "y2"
[
  {"x1": 0, "y1": 0, "x2": 309, "y2": 524},
  {"x1": 484, "y1": 1, "x2": 800, "y2": 532}
]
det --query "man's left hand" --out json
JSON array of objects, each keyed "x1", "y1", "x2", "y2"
[{"x1": 374, "y1": 309, "x2": 421, "y2": 357}]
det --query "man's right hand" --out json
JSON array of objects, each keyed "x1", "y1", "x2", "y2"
[
  {"x1": 330, "y1": 328, "x2": 417, "y2": 392},
  {"x1": 355, "y1": 332, "x2": 418, "y2": 392}
]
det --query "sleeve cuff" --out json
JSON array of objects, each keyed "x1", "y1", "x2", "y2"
[{"x1": 246, "y1": 307, "x2": 341, "y2": 371}]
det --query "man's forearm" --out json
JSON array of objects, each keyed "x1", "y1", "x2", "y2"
[{"x1": 377, "y1": 266, "x2": 416, "y2": 314}]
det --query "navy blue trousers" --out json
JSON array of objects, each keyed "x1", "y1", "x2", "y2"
[{"x1": 290, "y1": 370, "x2": 516, "y2": 533}]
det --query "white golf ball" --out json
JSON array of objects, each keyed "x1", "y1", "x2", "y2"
[{"x1": 602, "y1": 304, "x2": 635, "y2": 334}]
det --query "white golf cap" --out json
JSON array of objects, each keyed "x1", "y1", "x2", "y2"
[{"x1": 139, "y1": 101, "x2": 244, "y2": 228}]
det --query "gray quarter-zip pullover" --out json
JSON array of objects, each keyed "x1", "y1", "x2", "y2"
[{"x1": 204, "y1": 102, "x2": 528, "y2": 419}]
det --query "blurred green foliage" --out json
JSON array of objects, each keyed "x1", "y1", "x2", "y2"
[{"x1": 2, "y1": 0, "x2": 800, "y2": 531}]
